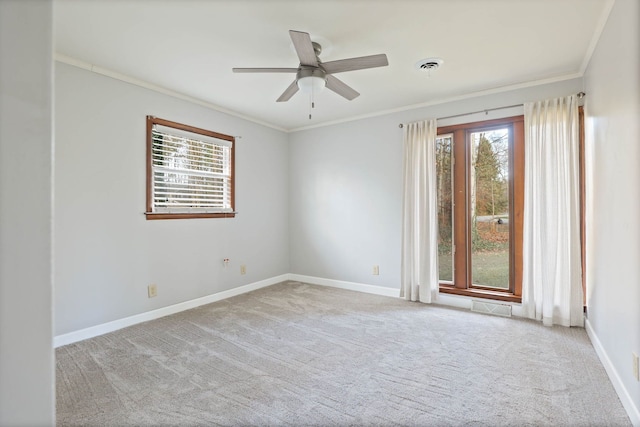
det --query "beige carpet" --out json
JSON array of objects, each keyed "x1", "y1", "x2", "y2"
[{"x1": 56, "y1": 281, "x2": 630, "y2": 426}]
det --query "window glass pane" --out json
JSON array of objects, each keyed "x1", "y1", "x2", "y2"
[
  {"x1": 470, "y1": 128, "x2": 510, "y2": 289},
  {"x1": 436, "y1": 135, "x2": 454, "y2": 282},
  {"x1": 152, "y1": 129, "x2": 232, "y2": 212}
]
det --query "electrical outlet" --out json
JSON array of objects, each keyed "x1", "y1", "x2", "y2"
[
  {"x1": 147, "y1": 284, "x2": 157, "y2": 298},
  {"x1": 633, "y1": 352, "x2": 639, "y2": 381},
  {"x1": 240, "y1": 265, "x2": 246, "y2": 275},
  {"x1": 373, "y1": 265, "x2": 379, "y2": 275}
]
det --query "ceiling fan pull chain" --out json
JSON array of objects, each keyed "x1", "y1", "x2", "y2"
[{"x1": 309, "y1": 88, "x2": 317, "y2": 120}]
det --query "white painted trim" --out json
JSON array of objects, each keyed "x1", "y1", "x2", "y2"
[
  {"x1": 289, "y1": 72, "x2": 582, "y2": 132},
  {"x1": 290, "y1": 274, "x2": 526, "y2": 317},
  {"x1": 54, "y1": 274, "x2": 289, "y2": 348},
  {"x1": 54, "y1": 272, "x2": 530, "y2": 348},
  {"x1": 54, "y1": 54, "x2": 288, "y2": 133},
  {"x1": 585, "y1": 318, "x2": 640, "y2": 426},
  {"x1": 579, "y1": 0, "x2": 616, "y2": 74},
  {"x1": 55, "y1": 53, "x2": 584, "y2": 135},
  {"x1": 288, "y1": 274, "x2": 400, "y2": 298}
]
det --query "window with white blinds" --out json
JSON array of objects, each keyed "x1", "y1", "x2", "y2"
[{"x1": 146, "y1": 116, "x2": 235, "y2": 219}]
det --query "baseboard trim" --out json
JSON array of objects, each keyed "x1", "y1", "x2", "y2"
[
  {"x1": 288, "y1": 274, "x2": 400, "y2": 298},
  {"x1": 53, "y1": 273, "x2": 529, "y2": 348},
  {"x1": 288, "y1": 274, "x2": 526, "y2": 317},
  {"x1": 585, "y1": 318, "x2": 640, "y2": 426},
  {"x1": 54, "y1": 274, "x2": 289, "y2": 348}
]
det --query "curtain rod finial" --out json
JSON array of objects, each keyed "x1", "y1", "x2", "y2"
[{"x1": 577, "y1": 92, "x2": 586, "y2": 99}]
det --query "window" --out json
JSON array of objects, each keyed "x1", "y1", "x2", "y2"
[
  {"x1": 436, "y1": 116, "x2": 524, "y2": 301},
  {"x1": 146, "y1": 116, "x2": 235, "y2": 220}
]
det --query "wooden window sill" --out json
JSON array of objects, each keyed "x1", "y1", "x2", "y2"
[
  {"x1": 439, "y1": 285, "x2": 522, "y2": 303},
  {"x1": 145, "y1": 212, "x2": 236, "y2": 220}
]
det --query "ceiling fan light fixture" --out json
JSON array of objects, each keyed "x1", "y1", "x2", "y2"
[
  {"x1": 297, "y1": 75, "x2": 326, "y2": 93},
  {"x1": 297, "y1": 67, "x2": 327, "y2": 93}
]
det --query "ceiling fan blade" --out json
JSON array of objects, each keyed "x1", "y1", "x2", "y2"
[
  {"x1": 289, "y1": 30, "x2": 318, "y2": 67},
  {"x1": 325, "y1": 75, "x2": 359, "y2": 101},
  {"x1": 321, "y1": 54, "x2": 389, "y2": 74},
  {"x1": 232, "y1": 67, "x2": 298, "y2": 73},
  {"x1": 276, "y1": 80, "x2": 299, "y2": 102}
]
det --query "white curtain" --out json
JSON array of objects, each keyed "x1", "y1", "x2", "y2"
[
  {"x1": 401, "y1": 119, "x2": 439, "y2": 303},
  {"x1": 522, "y1": 95, "x2": 583, "y2": 327}
]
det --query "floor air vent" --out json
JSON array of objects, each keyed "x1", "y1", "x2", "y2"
[{"x1": 471, "y1": 300, "x2": 512, "y2": 317}]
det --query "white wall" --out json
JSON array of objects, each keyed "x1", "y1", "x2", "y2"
[
  {"x1": 289, "y1": 78, "x2": 583, "y2": 289},
  {"x1": 583, "y1": 0, "x2": 640, "y2": 422},
  {"x1": 54, "y1": 63, "x2": 290, "y2": 335},
  {"x1": 0, "y1": 0, "x2": 54, "y2": 424}
]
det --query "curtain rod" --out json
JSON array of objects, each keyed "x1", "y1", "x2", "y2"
[{"x1": 398, "y1": 92, "x2": 586, "y2": 128}]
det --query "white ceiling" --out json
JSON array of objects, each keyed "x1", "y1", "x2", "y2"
[{"x1": 54, "y1": 0, "x2": 612, "y2": 131}]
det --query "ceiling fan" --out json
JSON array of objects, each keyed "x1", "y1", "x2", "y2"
[{"x1": 232, "y1": 30, "x2": 389, "y2": 103}]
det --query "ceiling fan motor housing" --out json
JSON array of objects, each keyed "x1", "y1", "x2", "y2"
[
  {"x1": 297, "y1": 66, "x2": 326, "y2": 81},
  {"x1": 311, "y1": 41, "x2": 322, "y2": 57}
]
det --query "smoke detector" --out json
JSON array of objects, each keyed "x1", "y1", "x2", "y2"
[{"x1": 415, "y1": 57, "x2": 444, "y2": 72}]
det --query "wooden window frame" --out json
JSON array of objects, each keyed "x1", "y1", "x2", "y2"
[
  {"x1": 437, "y1": 116, "x2": 524, "y2": 303},
  {"x1": 145, "y1": 116, "x2": 236, "y2": 220},
  {"x1": 437, "y1": 110, "x2": 585, "y2": 303}
]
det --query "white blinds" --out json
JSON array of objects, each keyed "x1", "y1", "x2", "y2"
[
  {"x1": 151, "y1": 126, "x2": 233, "y2": 213},
  {"x1": 154, "y1": 124, "x2": 233, "y2": 147}
]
